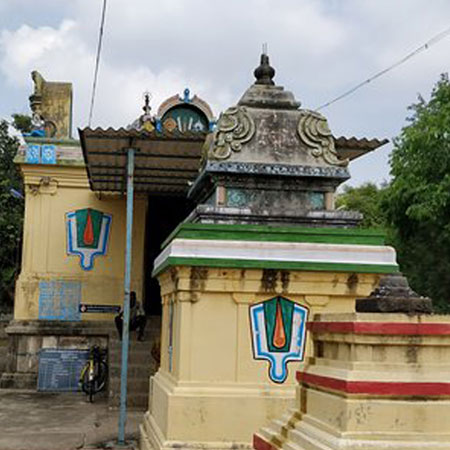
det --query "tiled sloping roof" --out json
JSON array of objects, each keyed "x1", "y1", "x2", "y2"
[
  {"x1": 334, "y1": 136, "x2": 389, "y2": 161},
  {"x1": 79, "y1": 127, "x2": 206, "y2": 195},
  {"x1": 79, "y1": 127, "x2": 388, "y2": 194}
]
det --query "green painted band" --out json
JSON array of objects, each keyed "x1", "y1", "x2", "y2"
[
  {"x1": 24, "y1": 137, "x2": 80, "y2": 146},
  {"x1": 161, "y1": 223, "x2": 387, "y2": 250},
  {"x1": 153, "y1": 256, "x2": 398, "y2": 277}
]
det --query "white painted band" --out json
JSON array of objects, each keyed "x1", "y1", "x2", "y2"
[{"x1": 154, "y1": 239, "x2": 398, "y2": 272}]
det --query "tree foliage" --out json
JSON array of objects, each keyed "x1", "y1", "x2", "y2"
[
  {"x1": 0, "y1": 119, "x2": 23, "y2": 313},
  {"x1": 11, "y1": 114, "x2": 32, "y2": 134},
  {"x1": 335, "y1": 75, "x2": 450, "y2": 311},
  {"x1": 336, "y1": 183, "x2": 388, "y2": 229},
  {"x1": 384, "y1": 74, "x2": 450, "y2": 311}
]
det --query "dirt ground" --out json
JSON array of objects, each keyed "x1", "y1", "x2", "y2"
[{"x1": 0, "y1": 389, "x2": 143, "y2": 450}]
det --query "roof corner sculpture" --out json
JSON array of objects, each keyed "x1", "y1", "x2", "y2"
[
  {"x1": 187, "y1": 52, "x2": 388, "y2": 227},
  {"x1": 127, "y1": 92, "x2": 155, "y2": 132},
  {"x1": 298, "y1": 110, "x2": 348, "y2": 167},
  {"x1": 205, "y1": 52, "x2": 349, "y2": 168},
  {"x1": 211, "y1": 106, "x2": 255, "y2": 159},
  {"x1": 28, "y1": 71, "x2": 73, "y2": 139}
]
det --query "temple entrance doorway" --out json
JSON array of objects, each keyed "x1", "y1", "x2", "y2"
[{"x1": 143, "y1": 194, "x2": 193, "y2": 315}]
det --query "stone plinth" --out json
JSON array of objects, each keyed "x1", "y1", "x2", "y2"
[
  {"x1": 139, "y1": 221, "x2": 398, "y2": 449},
  {"x1": 139, "y1": 53, "x2": 393, "y2": 449},
  {"x1": 0, "y1": 320, "x2": 111, "y2": 389},
  {"x1": 254, "y1": 313, "x2": 450, "y2": 449}
]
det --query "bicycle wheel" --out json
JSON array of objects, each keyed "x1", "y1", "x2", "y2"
[
  {"x1": 94, "y1": 360, "x2": 108, "y2": 393},
  {"x1": 79, "y1": 363, "x2": 90, "y2": 394},
  {"x1": 88, "y1": 379, "x2": 94, "y2": 403},
  {"x1": 80, "y1": 360, "x2": 107, "y2": 403}
]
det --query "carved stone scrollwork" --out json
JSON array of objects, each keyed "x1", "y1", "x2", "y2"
[
  {"x1": 210, "y1": 106, "x2": 255, "y2": 160},
  {"x1": 297, "y1": 110, "x2": 348, "y2": 167}
]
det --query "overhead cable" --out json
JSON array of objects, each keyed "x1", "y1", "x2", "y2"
[
  {"x1": 88, "y1": 0, "x2": 108, "y2": 127},
  {"x1": 316, "y1": 25, "x2": 450, "y2": 111}
]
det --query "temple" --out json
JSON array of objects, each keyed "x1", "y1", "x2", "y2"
[{"x1": 4, "y1": 55, "x2": 447, "y2": 450}]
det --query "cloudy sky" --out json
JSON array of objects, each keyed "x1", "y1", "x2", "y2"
[{"x1": 1, "y1": 0, "x2": 450, "y2": 185}]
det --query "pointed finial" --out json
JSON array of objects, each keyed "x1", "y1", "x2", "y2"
[
  {"x1": 142, "y1": 91, "x2": 152, "y2": 115},
  {"x1": 254, "y1": 49, "x2": 275, "y2": 86},
  {"x1": 182, "y1": 88, "x2": 191, "y2": 103}
]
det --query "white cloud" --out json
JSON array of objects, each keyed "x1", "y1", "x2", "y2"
[
  {"x1": 0, "y1": 17, "x2": 231, "y2": 130},
  {"x1": 1, "y1": 0, "x2": 450, "y2": 185},
  {"x1": 1, "y1": 20, "x2": 82, "y2": 84}
]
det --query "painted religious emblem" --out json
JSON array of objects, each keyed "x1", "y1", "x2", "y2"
[
  {"x1": 250, "y1": 296, "x2": 309, "y2": 383},
  {"x1": 66, "y1": 208, "x2": 112, "y2": 271}
]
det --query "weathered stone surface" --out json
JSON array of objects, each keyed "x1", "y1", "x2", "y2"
[
  {"x1": 356, "y1": 273, "x2": 433, "y2": 313},
  {"x1": 187, "y1": 204, "x2": 362, "y2": 228},
  {"x1": 188, "y1": 54, "x2": 364, "y2": 228},
  {"x1": 29, "y1": 71, "x2": 73, "y2": 139},
  {"x1": 1, "y1": 318, "x2": 161, "y2": 408}
]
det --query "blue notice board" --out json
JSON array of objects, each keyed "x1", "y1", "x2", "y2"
[{"x1": 37, "y1": 349, "x2": 89, "y2": 392}]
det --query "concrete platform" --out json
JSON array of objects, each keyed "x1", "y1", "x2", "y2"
[{"x1": 0, "y1": 389, "x2": 143, "y2": 450}]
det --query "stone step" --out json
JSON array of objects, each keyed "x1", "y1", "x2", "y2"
[
  {"x1": 109, "y1": 393, "x2": 149, "y2": 409},
  {"x1": 108, "y1": 347, "x2": 156, "y2": 359},
  {"x1": 109, "y1": 338, "x2": 158, "y2": 347},
  {"x1": 109, "y1": 353, "x2": 155, "y2": 363},
  {"x1": 106, "y1": 317, "x2": 160, "y2": 409},
  {"x1": 109, "y1": 356, "x2": 154, "y2": 365},
  {"x1": 109, "y1": 368, "x2": 156, "y2": 381},
  {"x1": 109, "y1": 379, "x2": 150, "y2": 393},
  {"x1": 109, "y1": 358, "x2": 156, "y2": 368},
  {"x1": 109, "y1": 347, "x2": 155, "y2": 358},
  {"x1": 109, "y1": 369, "x2": 152, "y2": 380}
]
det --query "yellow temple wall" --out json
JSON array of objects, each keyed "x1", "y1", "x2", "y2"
[
  {"x1": 14, "y1": 163, "x2": 148, "y2": 321},
  {"x1": 141, "y1": 266, "x2": 382, "y2": 448}
]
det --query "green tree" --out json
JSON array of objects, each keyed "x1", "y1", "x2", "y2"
[
  {"x1": 11, "y1": 114, "x2": 32, "y2": 134},
  {"x1": 336, "y1": 182, "x2": 388, "y2": 228},
  {"x1": 0, "y1": 119, "x2": 23, "y2": 312},
  {"x1": 385, "y1": 74, "x2": 450, "y2": 312}
]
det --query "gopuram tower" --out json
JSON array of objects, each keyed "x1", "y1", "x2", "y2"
[{"x1": 140, "y1": 54, "x2": 397, "y2": 450}]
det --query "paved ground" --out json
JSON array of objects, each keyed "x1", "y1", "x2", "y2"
[{"x1": 0, "y1": 389, "x2": 144, "y2": 450}]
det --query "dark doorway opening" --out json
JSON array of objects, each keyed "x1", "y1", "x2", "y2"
[{"x1": 143, "y1": 195, "x2": 194, "y2": 315}]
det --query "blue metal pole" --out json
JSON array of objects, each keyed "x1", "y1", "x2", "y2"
[{"x1": 118, "y1": 147, "x2": 135, "y2": 445}]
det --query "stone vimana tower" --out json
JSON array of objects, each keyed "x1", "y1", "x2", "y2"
[
  {"x1": 140, "y1": 54, "x2": 395, "y2": 450},
  {"x1": 187, "y1": 52, "x2": 384, "y2": 227}
]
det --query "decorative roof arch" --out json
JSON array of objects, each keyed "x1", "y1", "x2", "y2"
[
  {"x1": 157, "y1": 88, "x2": 214, "y2": 120},
  {"x1": 156, "y1": 88, "x2": 215, "y2": 133}
]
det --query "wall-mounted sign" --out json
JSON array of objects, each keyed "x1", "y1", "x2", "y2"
[
  {"x1": 66, "y1": 208, "x2": 112, "y2": 270},
  {"x1": 79, "y1": 304, "x2": 121, "y2": 314},
  {"x1": 37, "y1": 349, "x2": 89, "y2": 391},
  {"x1": 38, "y1": 280, "x2": 81, "y2": 321},
  {"x1": 250, "y1": 296, "x2": 308, "y2": 383}
]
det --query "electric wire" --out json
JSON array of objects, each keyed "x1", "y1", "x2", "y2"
[
  {"x1": 316, "y1": 25, "x2": 450, "y2": 111},
  {"x1": 88, "y1": 0, "x2": 107, "y2": 127}
]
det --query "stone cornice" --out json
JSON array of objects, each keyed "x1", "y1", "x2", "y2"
[{"x1": 20, "y1": 164, "x2": 90, "y2": 189}]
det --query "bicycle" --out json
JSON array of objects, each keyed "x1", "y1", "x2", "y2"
[{"x1": 79, "y1": 345, "x2": 108, "y2": 402}]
